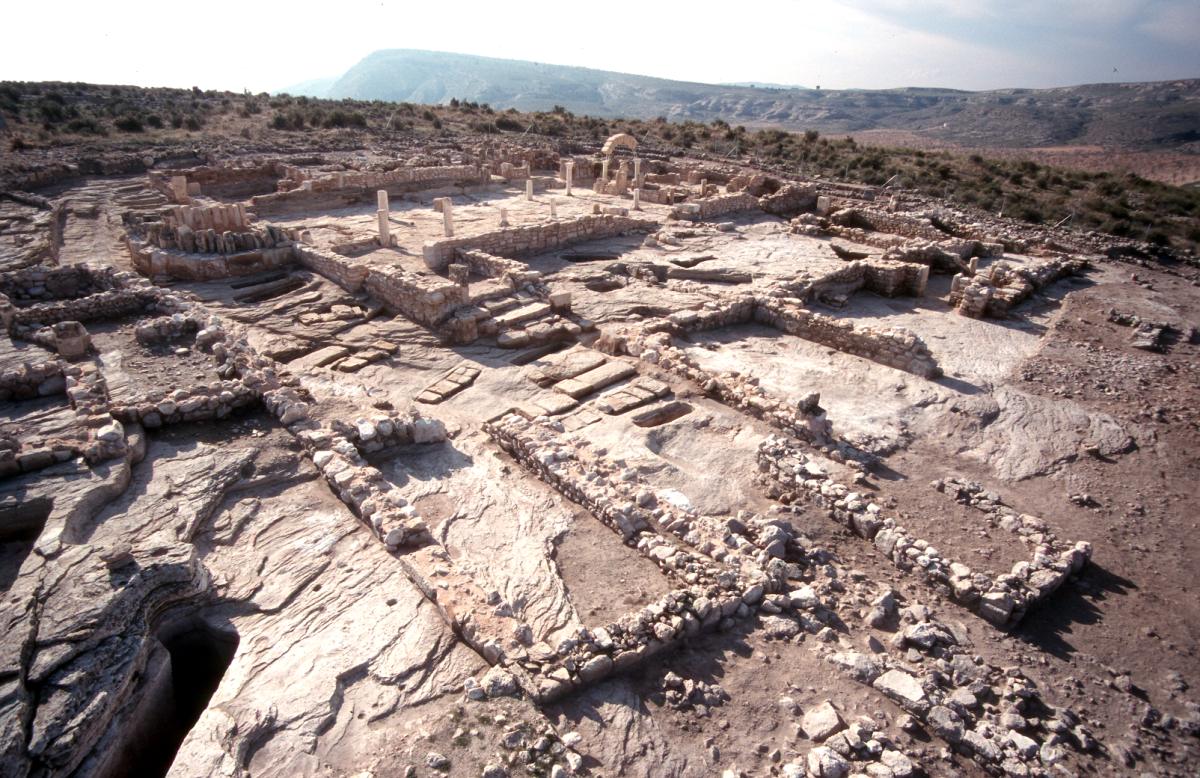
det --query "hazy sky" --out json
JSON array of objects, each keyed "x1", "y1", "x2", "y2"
[{"x1": 3, "y1": 0, "x2": 1197, "y2": 92}]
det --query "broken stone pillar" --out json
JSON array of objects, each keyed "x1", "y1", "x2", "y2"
[
  {"x1": 51, "y1": 321, "x2": 91, "y2": 359},
  {"x1": 633, "y1": 157, "x2": 642, "y2": 187},
  {"x1": 700, "y1": 178, "x2": 708, "y2": 195},
  {"x1": 968, "y1": 256, "x2": 979, "y2": 274},
  {"x1": 565, "y1": 161, "x2": 574, "y2": 196},
  {"x1": 550, "y1": 199, "x2": 558, "y2": 219},
  {"x1": 499, "y1": 208, "x2": 509, "y2": 227},
  {"x1": 526, "y1": 179, "x2": 534, "y2": 201},
  {"x1": 169, "y1": 175, "x2": 189, "y2": 203},
  {"x1": 301, "y1": 181, "x2": 313, "y2": 192},
  {"x1": 377, "y1": 190, "x2": 391, "y2": 245},
  {"x1": 915, "y1": 265, "x2": 930, "y2": 297},
  {"x1": 601, "y1": 158, "x2": 610, "y2": 182},
  {"x1": 633, "y1": 188, "x2": 642, "y2": 210},
  {"x1": 377, "y1": 209, "x2": 391, "y2": 246},
  {"x1": 442, "y1": 200, "x2": 455, "y2": 237}
]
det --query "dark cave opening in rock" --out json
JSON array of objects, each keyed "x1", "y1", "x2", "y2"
[
  {"x1": 99, "y1": 619, "x2": 239, "y2": 778},
  {"x1": 0, "y1": 494, "x2": 52, "y2": 592}
]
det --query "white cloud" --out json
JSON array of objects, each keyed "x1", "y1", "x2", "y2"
[{"x1": 1138, "y1": 2, "x2": 1200, "y2": 44}]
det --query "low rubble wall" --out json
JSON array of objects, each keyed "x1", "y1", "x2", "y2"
[
  {"x1": 422, "y1": 214, "x2": 658, "y2": 270},
  {"x1": 670, "y1": 192, "x2": 760, "y2": 221},
  {"x1": 128, "y1": 243, "x2": 296, "y2": 281},
  {"x1": 603, "y1": 294, "x2": 940, "y2": 381},
  {"x1": 457, "y1": 249, "x2": 543, "y2": 288},
  {"x1": 293, "y1": 245, "x2": 370, "y2": 292},
  {"x1": 0, "y1": 359, "x2": 65, "y2": 401},
  {"x1": 0, "y1": 265, "x2": 121, "y2": 303},
  {"x1": 12, "y1": 289, "x2": 160, "y2": 328},
  {"x1": 485, "y1": 409, "x2": 805, "y2": 701},
  {"x1": 251, "y1": 165, "x2": 486, "y2": 215},
  {"x1": 756, "y1": 298, "x2": 940, "y2": 378},
  {"x1": 757, "y1": 436, "x2": 1091, "y2": 626},
  {"x1": 830, "y1": 207, "x2": 950, "y2": 241},
  {"x1": 950, "y1": 256, "x2": 1088, "y2": 318}
]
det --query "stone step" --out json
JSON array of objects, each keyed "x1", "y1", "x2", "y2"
[
  {"x1": 521, "y1": 392, "x2": 579, "y2": 417},
  {"x1": 416, "y1": 365, "x2": 481, "y2": 404},
  {"x1": 288, "y1": 345, "x2": 349, "y2": 371},
  {"x1": 493, "y1": 302, "x2": 552, "y2": 328},
  {"x1": 554, "y1": 360, "x2": 637, "y2": 400},
  {"x1": 526, "y1": 346, "x2": 608, "y2": 386},
  {"x1": 596, "y1": 377, "x2": 672, "y2": 415}
]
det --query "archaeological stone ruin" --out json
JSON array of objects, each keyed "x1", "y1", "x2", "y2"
[{"x1": 0, "y1": 129, "x2": 1198, "y2": 778}]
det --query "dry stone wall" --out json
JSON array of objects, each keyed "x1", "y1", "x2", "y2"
[
  {"x1": 756, "y1": 298, "x2": 941, "y2": 378},
  {"x1": 363, "y1": 266, "x2": 468, "y2": 327},
  {"x1": 830, "y1": 207, "x2": 951, "y2": 242},
  {"x1": 422, "y1": 214, "x2": 658, "y2": 269},
  {"x1": 10, "y1": 289, "x2": 158, "y2": 328},
  {"x1": 250, "y1": 165, "x2": 486, "y2": 215},
  {"x1": 669, "y1": 192, "x2": 759, "y2": 222},
  {"x1": 596, "y1": 298, "x2": 835, "y2": 445},
  {"x1": 295, "y1": 164, "x2": 484, "y2": 193},
  {"x1": 148, "y1": 162, "x2": 284, "y2": 202},
  {"x1": 293, "y1": 245, "x2": 371, "y2": 292},
  {"x1": 950, "y1": 256, "x2": 1089, "y2": 318},
  {"x1": 0, "y1": 265, "x2": 120, "y2": 302},
  {"x1": 457, "y1": 249, "x2": 543, "y2": 288},
  {"x1": 128, "y1": 243, "x2": 296, "y2": 281}
]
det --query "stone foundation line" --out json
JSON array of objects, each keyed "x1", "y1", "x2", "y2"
[
  {"x1": 757, "y1": 435, "x2": 1092, "y2": 627},
  {"x1": 482, "y1": 410, "x2": 1100, "y2": 773}
]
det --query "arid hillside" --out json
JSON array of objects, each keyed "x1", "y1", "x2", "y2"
[{"x1": 3, "y1": 82, "x2": 1198, "y2": 257}]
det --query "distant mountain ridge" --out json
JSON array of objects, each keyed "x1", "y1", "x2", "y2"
[{"x1": 293, "y1": 49, "x2": 1200, "y2": 151}]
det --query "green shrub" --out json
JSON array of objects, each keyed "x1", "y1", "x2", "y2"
[
  {"x1": 114, "y1": 114, "x2": 144, "y2": 132},
  {"x1": 66, "y1": 118, "x2": 105, "y2": 135},
  {"x1": 324, "y1": 110, "x2": 366, "y2": 128},
  {"x1": 38, "y1": 100, "x2": 66, "y2": 123},
  {"x1": 494, "y1": 115, "x2": 524, "y2": 132}
]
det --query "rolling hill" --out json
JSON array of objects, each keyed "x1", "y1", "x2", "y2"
[{"x1": 304, "y1": 49, "x2": 1200, "y2": 151}]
